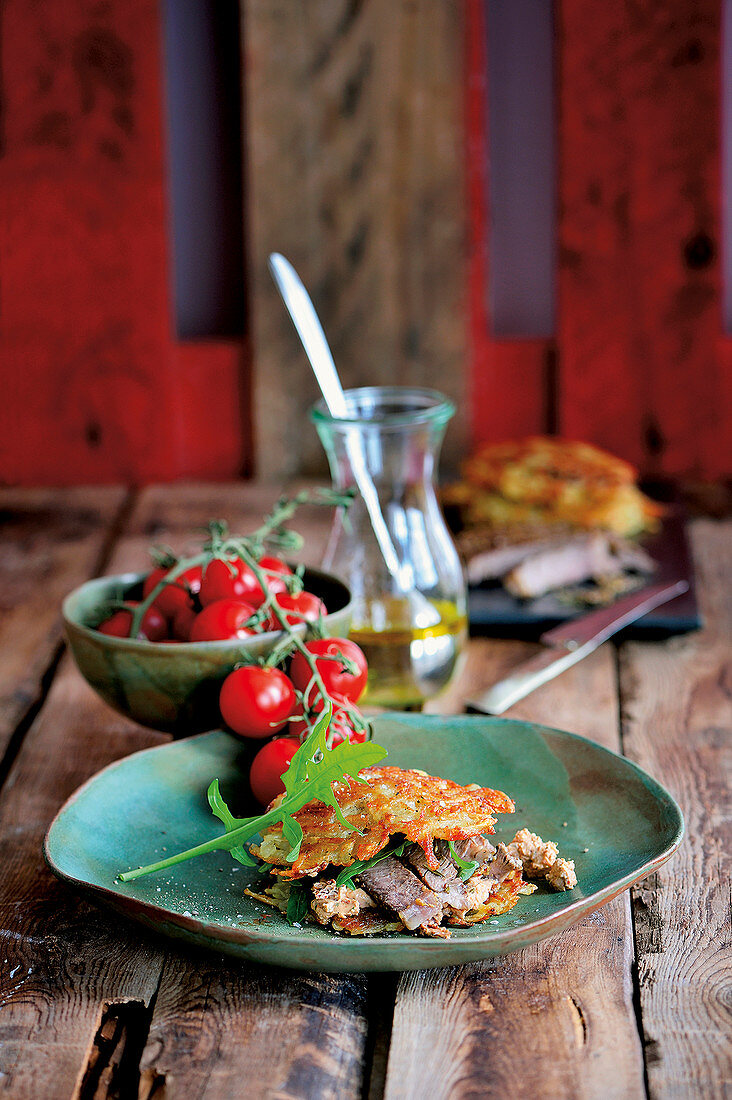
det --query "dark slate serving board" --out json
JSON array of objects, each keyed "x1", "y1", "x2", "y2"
[{"x1": 467, "y1": 509, "x2": 701, "y2": 640}]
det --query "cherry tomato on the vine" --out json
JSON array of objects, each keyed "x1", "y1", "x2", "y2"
[
  {"x1": 171, "y1": 602, "x2": 198, "y2": 641},
  {"x1": 189, "y1": 599, "x2": 258, "y2": 643},
  {"x1": 265, "y1": 591, "x2": 326, "y2": 630},
  {"x1": 249, "y1": 736, "x2": 300, "y2": 806},
  {"x1": 289, "y1": 638, "x2": 368, "y2": 704},
  {"x1": 220, "y1": 665, "x2": 297, "y2": 738},
  {"x1": 199, "y1": 558, "x2": 288, "y2": 609},
  {"x1": 143, "y1": 564, "x2": 202, "y2": 619},
  {"x1": 328, "y1": 703, "x2": 368, "y2": 746},
  {"x1": 258, "y1": 556, "x2": 292, "y2": 577},
  {"x1": 306, "y1": 692, "x2": 368, "y2": 747},
  {"x1": 98, "y1": 602, "x2": 168, "y2": 642}
]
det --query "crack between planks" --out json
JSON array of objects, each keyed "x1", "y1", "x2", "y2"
[
  {"x1": 567, "y1": 994, "x2": 588, "y2": 1047},
  {"x1": 74, "y1": 997, "x2": 153, "y2": 1099},
  {"x1": 74, "y1": 951, "x2": 166, "y2": 1100},
  {"x1": 361, "y1": 971, "x2": 398, "y2": 1100},
  {"x1": 0, "y1": 488, "x2": 137, "y2": 798},
  {"x1": 615, "y1": 641, "x2": 652, "y2": 1100}
]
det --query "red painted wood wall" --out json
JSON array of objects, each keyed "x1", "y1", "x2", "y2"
[
  {"x1": 469, "y1": 0, "x2": 731, "y2": 478},
  {"x1": 0, "y1": 1, "x2": 729, "y2": 484},
  {"x1": 0, "y1": 0, "x2": 249, "y2": 486}
]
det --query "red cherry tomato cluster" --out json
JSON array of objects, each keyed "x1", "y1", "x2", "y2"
[
  {"x1": 95, "y1": 551, "x2": 370, "y2": 807},
  {"x1": 95, "y1": 556, "x2": 327, "y2": 644},
  {"x1": 97, "y1": 602, "x2": 168, "y2": 642},
  {"x1": 218, "y1": 637, "x2": 369, "y2": 807}
]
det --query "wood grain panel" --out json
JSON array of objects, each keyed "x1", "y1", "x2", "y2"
[
  {"x1": 619, "y1": 519, "x2": 732, "y2": 1098},
  {"x1": 244, "y1": 0, "x2": 467, "y2": 480},
  {"x1": 557, "y1": 0, "x2": 729, "y2": 477},
  {"x1": 0, "y1": 488, "x2": 169, "y2": 1098},
  {"x1": 139, "y1": 966, "x2": 369, "y2": 1100},
  {"x1": 0, "y1": 486, "x2": 126, "y2": 760},
  {"x1": 174, "y1": 342, "x2": 252, "y2": 480},
  {"x1": 0, "y1": 659, "x2": 166, "y2": 1099},
  {"x1": 118, "y1": 480, "x2": 333, "y2": 571},
  {"x1": 470, "y1": 339, "x2": 552, "y2": 447},
  {"x1": 0, "y1": 0, "x2": 175, "y2": 484},
  {"x1": 385, "y1": 643, "x2": 645, "y2": 1100},
  {"x1": 0, "y1": 1, "x2": 248, "y2": 485}
]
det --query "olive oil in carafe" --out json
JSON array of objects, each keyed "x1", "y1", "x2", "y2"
[{"x1": 349, "y1": 598, "x2": 467, "y2": 708}]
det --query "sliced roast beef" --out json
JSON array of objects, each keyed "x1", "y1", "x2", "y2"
[
  {"x1": 405, "y1": 843, "x2": 468, "y2": 908},
  {"x1": 357, "y1": 857, "x2": 443, "y2": 930},
  {"x1": 465, "y1": 538, "x2": 569, "y2": 585},
  {"x1": 448, "y1": 836, "x2": 497, "y2": 865},
  {"x1": 504, "y1": 533, "x2": 654, "y2": 598},
  {"x1": 485, "y1": 843, "x2": 522, "y2": 881}
]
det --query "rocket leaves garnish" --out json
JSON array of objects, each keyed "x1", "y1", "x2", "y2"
[
  {"x1": 118, "y1": 704, "x2": 387, "y2": 882},
  {"x1": 207, "y1": 776, "x2": 258, "y2": 867},
  {"x1": 334, "y1": 837, "x2": 410, "y2": 888},
  {"x1": 447, "y1": 841, "x2": 480, "y2": 882}
]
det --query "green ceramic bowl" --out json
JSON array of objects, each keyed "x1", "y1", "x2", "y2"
[{"x1": 63, "y1": 569, "x2": 353, "y2": 737}]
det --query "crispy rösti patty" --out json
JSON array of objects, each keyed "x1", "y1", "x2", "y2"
[{"x1": 252, "y1": 766, "x2": 514, "y2": 879}]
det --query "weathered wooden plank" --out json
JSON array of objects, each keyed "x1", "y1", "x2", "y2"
[
  {"x1": 118, "y1": 480, "x2": 333, "y2": 571},
  {"x1": 0, "y1": 659, "x2": 167, "y2": 1099},
  {"x1": 0, "y1": 486, "x2": 127, "y2": 761},
  {"x1": 244, "y1": 0, "x2": 467, "y2": 480},
  {"x1": 174, "y1": 342, "x2": 252, "y2": 481},
  {"x1": 470, "y1": 340, "x2": 552, "y2": 449},
  {"x1": 385, "y1": 643, "x2": 646, "y2": 1100},
  {"x1": 0, "y1": 0, "x2": 174, "y2": 485},
  {"x1": 619, "y1": 519, "x2": 732, "y2": 1099},
  {"x1": 138, "y1": 965, "x2": 369, "y2": 1100},
  {"x1": 557, "y1": 0, "x2": 728, "y2": 477},
  {"x1": 0, "y1": 2, "x2": 248, "y2": 485}
]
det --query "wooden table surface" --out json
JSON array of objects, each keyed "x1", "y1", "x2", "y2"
[{"x1": 0, "y1": 483, "x2": 729, "y2": 1100}]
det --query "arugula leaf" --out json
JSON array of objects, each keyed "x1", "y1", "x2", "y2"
[
  {"x1": 207, "y1": 779, "x2": 258, "y2": 867},
  {"x1": 335, "y1": 837, "x2": 410, "y2": 888},
  {"x1": 281, "y1": 814, "x2": 304, "y2": 862},
  {"x1": 285, "y1": 880, "x2": 309, "y2": 926},
  {"x1": 118, "y1": 704, "x2": 387, "y2": 882},
  {"x1": 448, "y1": 840, "x2": 480, "y2": 882}
]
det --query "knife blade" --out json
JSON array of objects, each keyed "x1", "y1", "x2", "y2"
[{"x1": 466, "y1": 578, "x2": 689, "y2": 715}]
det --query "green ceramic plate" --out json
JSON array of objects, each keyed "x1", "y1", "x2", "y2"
[{"x1": 44, "y1": 715, "x2": 683, "y2": 972}]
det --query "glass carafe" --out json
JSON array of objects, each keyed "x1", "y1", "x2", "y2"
[{"x1": 311, "y1": 387, "x2": 467, "y2": 708}]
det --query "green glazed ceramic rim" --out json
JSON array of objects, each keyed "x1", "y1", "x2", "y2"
[{"x1": 62, "y1": 569, "x2": 354, "y2": 654}]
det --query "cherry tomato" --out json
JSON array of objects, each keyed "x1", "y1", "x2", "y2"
[
  {"x1": 289, "y1": 638, "x2": 368, "y2": 703},
  {"x1": 200, "y1": 558, "x2": 289, "y2": 609},
  {"x1": 305, "y1": 693, "x2": 368, "y2": 747},
  {"x1": 329, "y1": 711, "x2": 368, "y2": 747},
  {"x1": 220, "y1": 665, "x2": 297, "y2": 738},
  {"x1": 171, "y1": 602, "x2": 197, "y2": 641},
  {"x1": 143, "y1": 564, "x2": 202, "y2": 618},
  {"x1": 249, "y1": 736, "x2": 300, "y2": 806},
  {"x1": 258, "y1": 556, "x2": 292, "y2": 577},
  {"x1": 98, "y1": 602, "x2": 168, "y2": 642},
  {"x1": 189, "y1": 599, "x2": 258, "y2": 642},
  {"x1": 264, "y1": 591, "x2": 327, "y2": 630}
]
